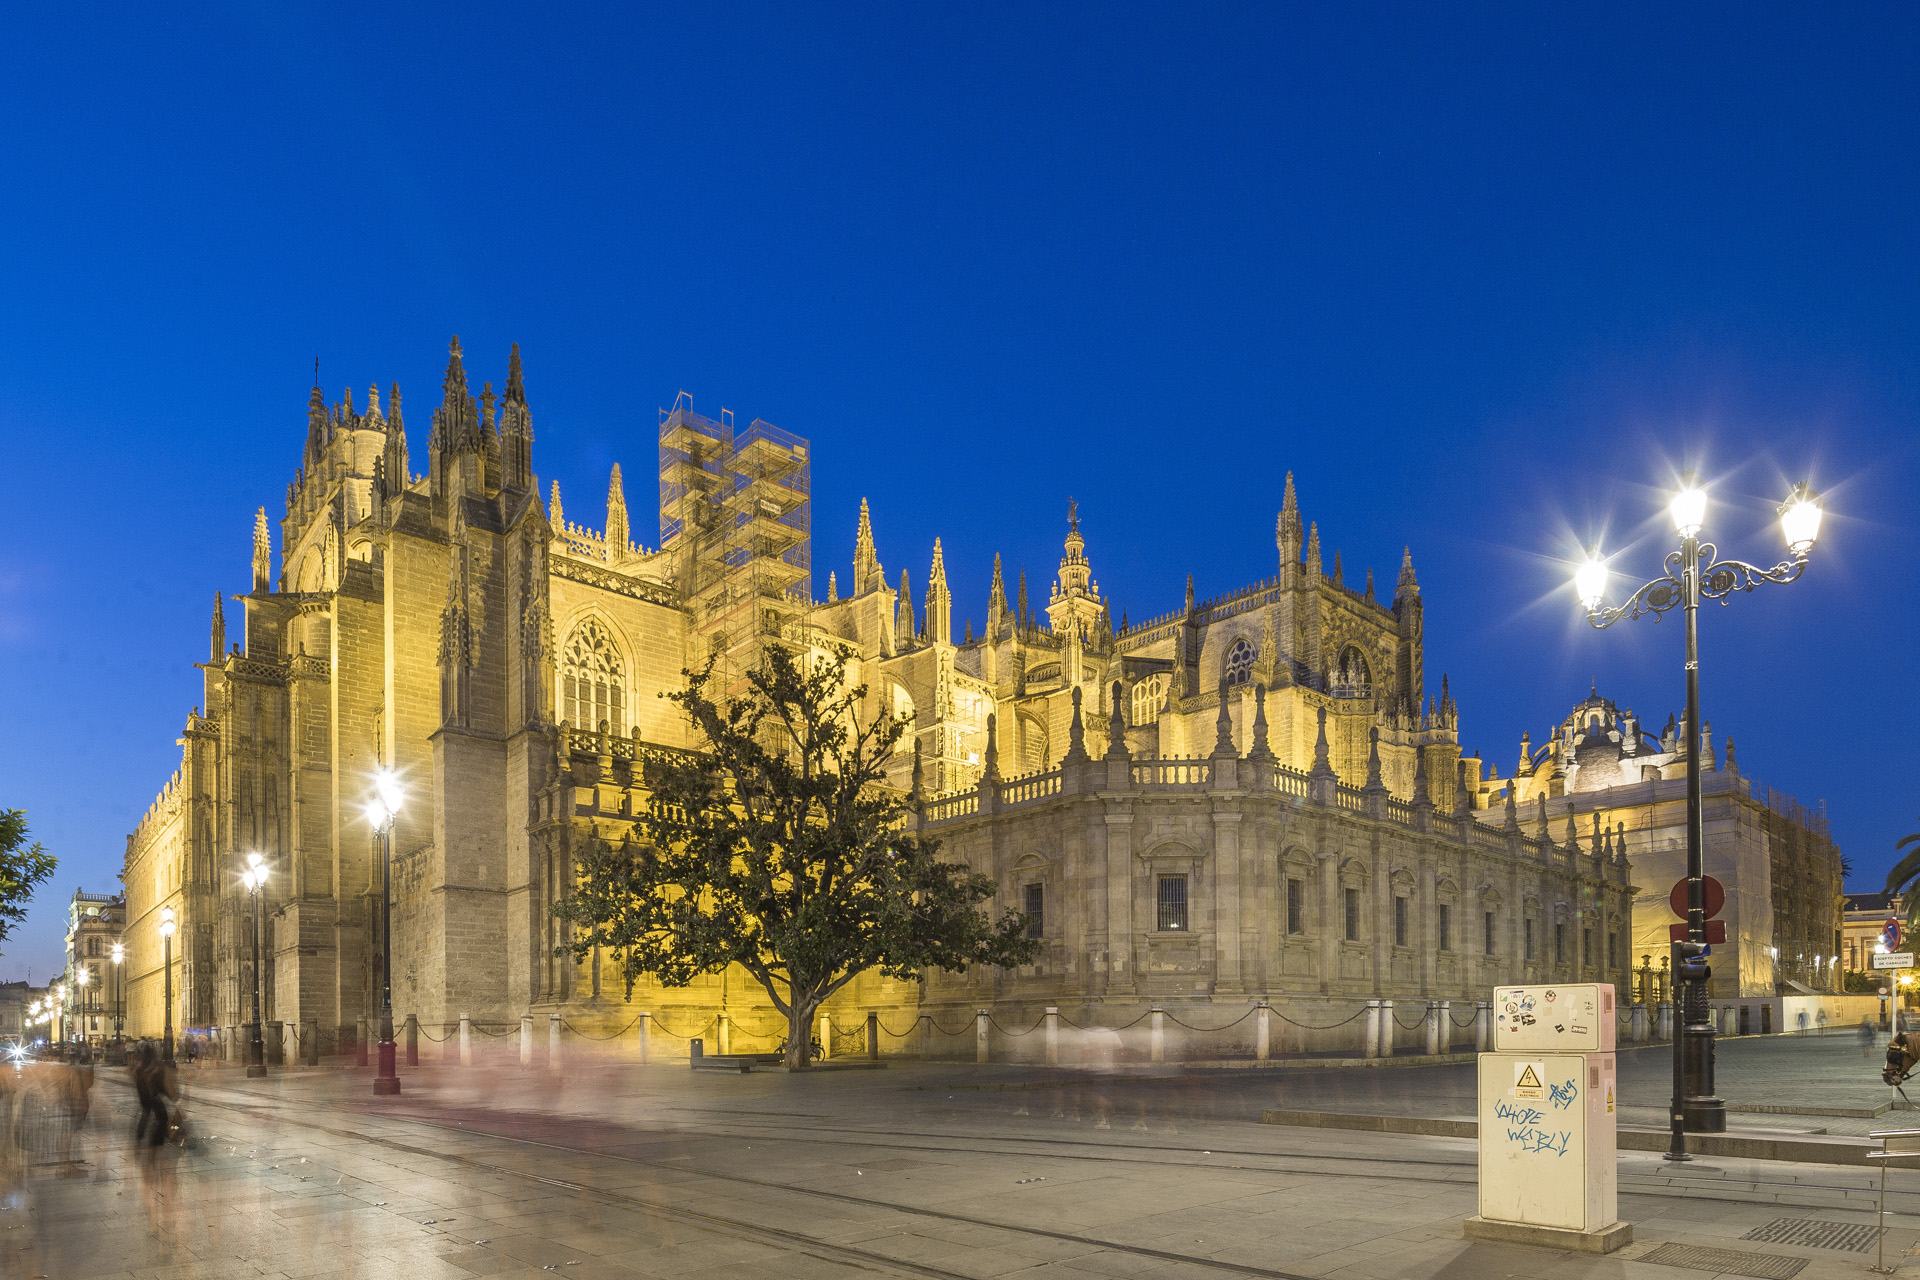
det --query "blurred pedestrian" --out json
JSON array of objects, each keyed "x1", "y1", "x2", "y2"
[{"x1": 131, "y1": 1043, "x2": 172, "y2": 1149}]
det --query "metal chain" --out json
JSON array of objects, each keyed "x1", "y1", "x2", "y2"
[
  {"x1": 559, "y1": 1015, "x2": 644, "y2": 1041},
  {"x1": 1159, "y1": 1007, "x2": 1258, "y2": 1033}
]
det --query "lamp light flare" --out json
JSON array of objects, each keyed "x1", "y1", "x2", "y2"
[
  {"x1": 1779, "y1": 483, "x2": 1822, "y2": 553},
  {"x1": 1574, "y1": 557, "x2": 1609, "y2": 610},
  {"x1": 1669, "y1": 482, "x2": 1707, "y2": 538}
]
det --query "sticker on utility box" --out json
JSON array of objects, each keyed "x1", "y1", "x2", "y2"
[
  {"x1": 1491, "y1": 984, "x2": 1616, "y2": 1052},
  {"x1": 1513, "y1": 1061, "x2": 1546, "y2": 1100}
]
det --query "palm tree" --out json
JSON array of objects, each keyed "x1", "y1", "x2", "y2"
[{"x1": 1884, "y1": 822, "x2": 1920, "y2": 916}]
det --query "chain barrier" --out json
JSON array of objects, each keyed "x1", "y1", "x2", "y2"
[
  {"x1": 468, "y1": 1022, "x2": 517, "y2": 1037},
  {"x1": 1271, "y1": 1006, "x2": 1367, "y2": 1029},
  {"x1": 1450, "y1": 1009, "x2": 1480, "y2": 1027},
  {"x1": 876, "y1": 1017, "x2": 921, "y2": 1039},
  {"x1": 559, "y1": 1015, "x2": 645, "y2": 1041},
  {"x1": 651, "y1": 1015, "x2": 719, "y2": 1041},
  {"x1": 1392, "y1": 1008, "x2": 1427, "y2": 1030},
  {"x1": 415, "y1": 1021, "x2": 453, "y2": 1043},
  {"x1": 924, "y1": 1015, "x2": 975, "y2": 1036},
  {"x1": 986, "y1": 1014, "x2": 1044, "y2": 1037},
  {"x1": 1159, "y1": 1007, "x2": 1257, "y2": 1033}
]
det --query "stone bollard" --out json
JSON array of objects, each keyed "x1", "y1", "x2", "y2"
[
  {"x1": 305, "y1": 1019, "x2": 319, "y2": 1066},
  {"x1": 520, "y1": 1014, "x2": 533, "y2": 1066},
  {"x1": 866, "y1": 1011, "x2": 878, "y2": 1060},
  {"x1": 1475, "y1": 1000, "x2": 1492, "y2": 1052},
  {"x1": 1631, "y1": 1002, "x2": 1648, "y2": 1043},
  {"x1": 1044, "y1": 1007, "x2": 1059, "y2": 1066},
  {"x1": 636, "y1": 1012, "x2": 651, "y2": 1064},
  {"x1": 1363, "y1": 999, "x2": 1381, "y2": 1058},
  {"x1": 405, "y1": 1015, "x2": 419, "y2": 1067},
  {"x1": 1255, "y1": 1000, "x2": 1271, "y2": 1061},
  {"x1": 460, "y1": 1012, "x2": 472, "y2": 1066},
  {"x1": 548, "y1": 1013, "x2": 562, "y2": 1070},
  {"x1": 1150, "y1": 1005, "x2": 1165, "y2": 1063},
  {"x1": 1379, "y1": 1001, "x2": 1395, "y2": 1058},
  {"x1": 819, "y1": 1009, "x2": 832, "y2": 1060},
  {"x1": 690, "y1": 1038, "x2": 703, "y2": 1065},
  {"x1": 919, "y1": 1013, "x2": 933, "y2": 1060},
  {"x1": 1656, "y1": 1001, "x2": 1674, "y2": 1040},
  {"x1": 1424, "y1": 1002, "x2": 1441, "y2": 1056},
  {"x1": 1722, "y1": 1006, "x2": 1737, "y2": 1037},
  {"x1": 718, "y1": 1012, "x2": 731, "y2": 1057},
  {"x1": 267, "y1": 1019, "x2": 284, "y2": 1066},
  {"x1": 976, "y1": 1009, "x2": 989, "y2": 1063},
  {"x1": 1439, "y1": 1000, "x2": 1454, "y2": 1054},
  {"x1": 357, "y1": 1018, "x2": 371, "y2": 1068},
  {"x1": 286, "y1": 1020, "x2": 299, "y2": 1065}
]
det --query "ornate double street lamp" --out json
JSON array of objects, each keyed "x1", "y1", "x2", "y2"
[
  {"x1": 366, "y1": 770, "x2": 403, "y2": 1097},
  {"x1": 75, "y1": 968, "x2": 89, "y2": 1048},
  {"x1": 242, "y1": 852, "x2": 270, "y2": 1078},
  {"x1": 160, "y1": 905, "x2": 177, "y2": 1065},
  {"x1": 1576, "y1": 474, "x2": 1823, "y2": 1161},
  {"x1": 111, "y1": 942, "x2": 125, "y2": 1048}
]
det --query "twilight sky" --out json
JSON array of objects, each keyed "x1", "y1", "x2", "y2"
[{"x1": 1, "y1": 5, "x2": 1916, "y2": 981}]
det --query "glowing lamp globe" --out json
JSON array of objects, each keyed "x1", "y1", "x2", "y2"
[
  {"x1": 1574, "y1": 558, "x2": 1609, "y2": 610},
  {"x1": 1669, "y1": 484, "x2": 1707, "y2": 538},
  {"x1": 1779, "y1": 484, "x2": 1822, "y2": 553}
]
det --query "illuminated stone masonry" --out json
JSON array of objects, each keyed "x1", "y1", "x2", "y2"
[{"x1": 120, "y1": 339, "x2": 1829, "y2": 1056}]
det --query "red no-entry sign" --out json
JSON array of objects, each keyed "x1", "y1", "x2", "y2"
[{"x1": 1668, "y1": 875, "x2": 1727, "y2": 944}]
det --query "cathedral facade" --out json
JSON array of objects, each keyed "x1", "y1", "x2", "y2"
[{"x1": 123, "y1": 339, "x2": 1640, "y2": 1055}]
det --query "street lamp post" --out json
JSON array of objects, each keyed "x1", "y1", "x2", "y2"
[
  {"x1": 242, "y1": 853, "x2": 270, "y2": 1078},
  {"x1": 111, "y1": 943, "x2": 124, "y2": 1047},
  {"x1": 75, "y1": 968, "x2": 89, "y2": 1050},
  {"x1": 1575, "y1": 474, "x2": 1823, "y2": 1162},
  {"x1": 159, "y1": 906, "x2": 177, "y2": 1065},
  {"x1": 367, "y1": 771, "x2": 403, "y2": 1097}
]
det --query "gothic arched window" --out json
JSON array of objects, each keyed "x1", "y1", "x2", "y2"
[
  {"x1": 1131, "y1": 675, "x2": 1165, "y2": 726},
  {"x1": 561, "y1": 618, "x2": 626, "y2": 734},
  {"x1": 1224, "y1": 639, "x2": 1255, "y2": 687}
]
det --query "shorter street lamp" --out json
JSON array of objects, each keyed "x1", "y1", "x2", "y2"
[
  {"x1": 111, "y1": 943, "x2": 125, "y2": 1047},
  {"x1": 159, "y1": 906, "x2": 177, "y2": 1065},
  {"x1": 241, "y1": 854, "x2": 270, "y2": 1078},
  {"x1": 75, "y1": 969, "x2": 89, "y2": 1047},
  {"x1": 366, "y1": 771, "x2": 403, "y2": 1097}
]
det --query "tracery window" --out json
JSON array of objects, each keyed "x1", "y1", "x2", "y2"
[
  {"x1": 561, "y1": 618, "x2": 626, "y2": 734},
  {"x1": 1224, "y1": 639, "x2": 1254, "y2": 686},
  {"x1": 1334, "y1": 645, "x2": 1371, "y2": 696},
  {"x1": 1130, "y1": 675, "x2": 1165, "y2": 726}
]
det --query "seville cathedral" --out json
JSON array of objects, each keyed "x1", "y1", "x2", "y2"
[{"x1": 119, "y1": 339, "x2": 1844, "y2": 1059}]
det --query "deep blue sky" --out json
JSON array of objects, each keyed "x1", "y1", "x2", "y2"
[{"x1": 2, "y1": 6, "x2": 1916, "y2": 980}]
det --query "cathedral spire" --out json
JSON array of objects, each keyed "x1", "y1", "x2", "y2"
[
  {"x1": 1396, "y1": 545, "x2": 1420, "y2": 599},
  {"x1": 987, "y1": 553, "x2": 1007, "y2": 639},
  {"x1": 896, "y1": 566, "x2": 916, "y2": 639},
  {"x1": 1305, "y1": 522, "x2": 1322, "y2": 577},
  {"x1": 1015, "y1": 568, "x2": 1030, "y2": 634},
  {"x1": 380, "y1": 382, "x2": 410, "y2": 501},
  {"x1": 1277, "y1": 471, "x2": 1303, "y2": 568},
  {"x1": 1184, "y1": 572, "x2": 1195, "y2": 612},
  {"x1": 210, "y1": 591, "x2": 226, "y2": 662},
  {"x1": 826, "y1": 570, "x2": 838, "y2": 603},
  {"x1": 252, "y1": 506, "x2": 271, "y2": 591},
  {"x1": 853, "y1": 498, "x2": 879, "y2": 594},
  {"x1": 1331, "y1": 549, "x2": 1343, "y2": 586},
  {"x1": 549, "y1": 480, "x2": 564, "y2": 530},
  {"x1": 499, "y1": 343, "x2": 534, "y2": 493},
  {"x1": 304, "y1": 380, "x2": 327, "y2": 471},
  {"x1": 926, "y1": 538, "x2": 951, "y2": 644},
  {"x1": 605, "y1": 464, "x2": 629, "y2": 561}
]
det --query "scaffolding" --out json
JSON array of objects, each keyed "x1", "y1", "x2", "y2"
[{"x1": 658, "y1": 393, "x2": 811, "y2": 698}]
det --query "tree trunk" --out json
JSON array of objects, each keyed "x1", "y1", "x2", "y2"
[{"x1": 785, "y1": 998, "x2": 818, "y2": 1069}]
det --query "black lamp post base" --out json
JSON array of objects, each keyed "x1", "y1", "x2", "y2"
[
  {"x1": 372, "y1": 1077, "x2": 402, "y2": 1095},
  {"x1": 1683, "y1": 1098, "x2": 1728, "y2": 1132},
  {"x1": 246, "y1": 1065, "x2": 267, "y2": 1078},
  {"x1": 373, "y1": 1038, "x2": 401, "y2": 1095}
]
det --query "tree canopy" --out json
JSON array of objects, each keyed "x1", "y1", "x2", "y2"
[
  {"x1": 0, "y1": 810, "x2": 57, "y2": 952},
  {"x1": 552, "y1": 646, "x2": 1036, "y2": 1066}
]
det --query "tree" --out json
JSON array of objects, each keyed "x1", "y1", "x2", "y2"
[
  {"x1": 1885, "y1": 819, "x2": 1920, "y2": 918},
  {"x1": 0, "y1": 810, "x2": 57, "y2": 951},
  {"x1": 552, "y1": 646, "x2": 1038, "y2": 1067}
]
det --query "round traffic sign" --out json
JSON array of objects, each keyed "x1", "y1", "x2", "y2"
[{"x1": 1669, "y1": 875, "x2": 1726, "y2": 920}]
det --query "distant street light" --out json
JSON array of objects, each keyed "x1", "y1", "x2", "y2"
[
  {"x1": 241, "y1": 853, "x2": 270, "y2": 1079},
  {"x1": 111, "y1": 942, "x2": 125, "y2": 1047},
  {"x1": 367, "y1": 771, "x2": 403, "y2": 1097},
  {"x1": 1576, "y1": 473, "x2": 1822, "y2": 1162},
  {"x1": 159, "y1": 906, "x2": 177, "y2": 1065}
]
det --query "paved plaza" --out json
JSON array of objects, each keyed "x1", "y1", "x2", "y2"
[{"x1": 8, "y1": 1033, "x2": 1920, "y2": 1279}]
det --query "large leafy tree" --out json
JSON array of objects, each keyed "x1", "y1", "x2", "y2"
[
  {"x1": 0, "y1": 810, "x2": 57, "y2": 951},
  {"x1": 553, "y1": 646, "x2": 1037, "y2": 1067},
  {"x1": 1887, "y1": 820, "x2": 1920, "y2": 917}
]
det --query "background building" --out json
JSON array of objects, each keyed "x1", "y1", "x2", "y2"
[
  {"x1": 62, "y1": 889, "x2": 123, "y2": 1046},
  {"x1": 0, "y1": 981, "x2": 50, "y2": 1045}
]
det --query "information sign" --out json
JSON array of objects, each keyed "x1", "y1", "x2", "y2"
[{"x1": 1873, "y1": 951, "x2": 1914, "y2": 970}]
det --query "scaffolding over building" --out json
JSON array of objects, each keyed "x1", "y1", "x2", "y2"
[{"x1": 658, "y1": 393, "x2": 811, "y2": 698}]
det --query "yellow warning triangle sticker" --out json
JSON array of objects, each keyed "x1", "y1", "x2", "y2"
[
  {"x1": 1606, "y1": 1086, "x2": 1615, "y2": 1112},
  {"x1": 1516, "y1": 1065, "x2": 1542, "y2": 1089}
]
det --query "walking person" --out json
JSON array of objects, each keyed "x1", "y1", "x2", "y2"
[{"x1": 1863, "y1": 1016, "x2": 1880, "y2": 1057}]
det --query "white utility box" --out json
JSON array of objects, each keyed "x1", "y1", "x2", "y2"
[{"x1": 1466, "y1": 983, "x2": 1629, "y2": 1254}]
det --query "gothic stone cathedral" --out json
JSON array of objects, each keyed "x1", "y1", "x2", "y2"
[{"x1": 122, "y1": 339, "x2": 1635, "y2": 1055}]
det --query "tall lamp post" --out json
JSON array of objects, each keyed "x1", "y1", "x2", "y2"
[
  {"x1": 111, "y1": 943, "x2": 125, "y2": 1049},
  {"x1": 367, "y1": 771, "x2": 403, "y2": 1096},
  {"x1": 1575, "y1": 474, "x2": 1823, "y2": 1161},
  {"x1": 159, "y1": 906, "x2": 177, "y2": 1065},
  {"x1": 242, "y1": 853, "x2": 270, "y2": 1078},
  {"x1": 75, "y1": 968, "x2": 89, "y2": 1049},
  {"x1": 52, "y1": 982, "x2": 65, "y2": 1049}
]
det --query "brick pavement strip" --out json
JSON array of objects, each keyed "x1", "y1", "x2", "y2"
[{"x1": 4, "y1": 1046, "x2": 1920, "y2": 1279}]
